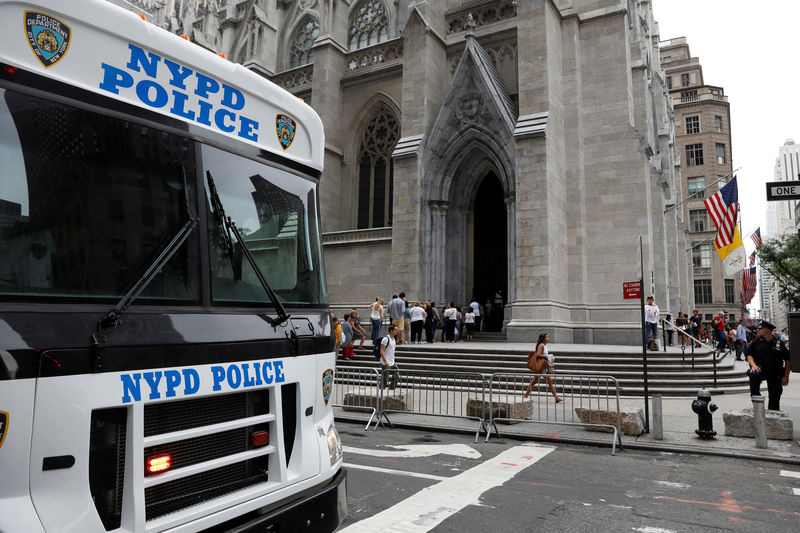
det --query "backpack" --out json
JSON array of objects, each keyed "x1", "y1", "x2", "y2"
[{"x1": 373, "y1": 336, "x2": 386, "y2": 361}]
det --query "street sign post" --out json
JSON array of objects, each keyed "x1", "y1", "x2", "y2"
[{"x1": 766, "y1": 180, "x2": 800, "y2": 201}]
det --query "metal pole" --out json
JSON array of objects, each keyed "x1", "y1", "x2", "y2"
[
  {"x1": 640, "y1": 235, "x2": 650, "y2": 433},
  {"x1": 652, "y1": 394, "x2": 663, "y2": 440},
  {"x1": 752, "y1": 396, "x2": 768, "y2": 449}
]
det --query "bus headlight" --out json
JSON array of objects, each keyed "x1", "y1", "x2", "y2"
[{"x1": 327, "y1": 424, "x2": 343, "y2": 466}]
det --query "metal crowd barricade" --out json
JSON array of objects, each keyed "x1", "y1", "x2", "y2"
[
  {"x1": 379, "y1": 369, "x2": 490, "y2": 442},
  {"x1": 487, "y1": 373, "x2": 623, "y2": 455},
  {"x1": 332, "y1": 366, "x2": 382, "y2": 430}
]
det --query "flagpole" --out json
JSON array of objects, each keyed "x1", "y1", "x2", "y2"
[{"x1": 664, "y1": 167, "x2": 740, "y2": 214}]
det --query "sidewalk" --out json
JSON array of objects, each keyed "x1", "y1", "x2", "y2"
[{"x1": 335, "y1": 343, "x2": 800, "y2": 463}]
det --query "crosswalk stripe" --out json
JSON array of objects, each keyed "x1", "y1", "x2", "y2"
[
  {"x1": 338, "y1": 443, "x2": 555, "y2": 533},
  {"x1": 779, "y1": 470, "x2": 800, "y2": 479},
  {"x1": 343, "y1": 462, "x2": 447, "y2": 481}
]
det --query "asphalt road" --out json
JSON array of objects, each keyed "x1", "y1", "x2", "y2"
[{"x1": 334, "y1": 422, "x2": 800, "y2": 533}]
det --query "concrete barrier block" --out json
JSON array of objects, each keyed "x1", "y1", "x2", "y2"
[
  {"x1": 341, "y1": 387, "x2": 412, "y2": 412},
  {"x1": 574, "y1": 407, "x2": 644, "y2": 436},
  {"x1": 467, "y1": 398, "x2": 531, "y2": 424},
  {"x1": 722, "y1": 409, "x2": 794, "y2": 440}
]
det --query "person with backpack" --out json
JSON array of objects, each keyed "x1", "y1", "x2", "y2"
[
  {"x1": 341, "y1": 312, "x2": 354, "y2": 359},
  {"x1": 379, "y1": 325, "x2": 400, "y2": 389}
]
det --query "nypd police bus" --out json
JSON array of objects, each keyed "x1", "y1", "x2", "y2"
[{"x1": 0, "y1": 1, "x2": 346, "y2": 531}]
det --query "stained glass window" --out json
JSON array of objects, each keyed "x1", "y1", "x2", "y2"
[
  {"x1": 357, "y1": 106, "x2": 399, "y2": 228},
  {"x1": 349, "y1": 0, "x2": 389, "y2": 50},
  {"x1": 290, "y1": 18, "x2": 319, "y2": 68}
]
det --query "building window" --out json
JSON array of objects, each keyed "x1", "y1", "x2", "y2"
[
  {"x1": 357, "y1": 105, "x2": 399, "y2": 229},
  {"x1": 289, "y1": 18, "x2": 319, "y2": 68},
  {"x1": 680, "y1": 90, "x2": 697, "y2": 102},
  {"x1": 716, "y1": 143, "x2": 726, "y2": 164},
  {"x1": 685, "y1": 116, "x2": 700, "y2": 135},
  {"x1": 687, "y1": 176, "x2": 705, "y2": 199},
  {"x1": 681, "y1": 73, "x2": 690, "y2": 86},
  {"x1": 692, "y1": 244, "x2": 712, "y2": 268},
  {"x1": 349, "y1": 0, "x2": 389, "y2": 50},
  {"x1": 715, "y1": 115, "x2": 723, "y2": 133},
  {"x1": 725, "y1": 279, "x2": 735, "y2": 304},
  {"x1": 689, "y1": 210, "x2": 708, "y2": 232},
  {"x1": 686, "y1": 143, "x2": 703, "y2": 166},
  {"x1": 666, "y1": 76, "x2": 672, "y2": 89},
  {"x1": 694, "y1": 279, "x2": 712, "y2": 304}
]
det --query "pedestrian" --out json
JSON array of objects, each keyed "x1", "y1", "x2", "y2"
[
  {"x1": 379, "y1": 324, "x2": 400, "y2": 389},
  {"x1": 644, "y1": 296, "x2": 659, "y2": 347},
  {"x1": 713, "y1": 310, "x2": 726, "y2": 351},
  {"x1": 780, "y1": 327, "x2": 790, "y2": 349},
  {"x1": 523, "y1": 333, "x2": 562, "y2": 402},
  {"x1": 484, "y1": 300, "x2": 493, "y2": 332},
  {"x1": 456, "y1": 305, "x2": 464, "y2": 341},
  {"x1": 388, "y1": 292, "x2": 406, "y2": 344},
  {"x1": 464, "y1": 307, "x2": 475, "y2": 341},
  {"x1": 403, "y1": 301, "x2": 412, "y2": 345},
  {"x1": 341, "y1": 312, "x2": 354, "y2": 359},
  {"x1": 469, "y1": 297, "x2": 482, "y2": 333},
  {"x1": 676, "y1": 312, "x2": 689, "y2": 349},
  {"x1": 369, "y1": 297, "x2": 384, "y2": 345},
  {"x1": 665, "y1": 313, "x2": 674, "y2": 346},
  {"x1": 444, "y1": 302, "x2": 458, "y2": 342},
  {"x1": 431, "y1": 301, "x2": 441, "y2": 343},
  {"x1": 409, "y1": 301, "x2": 426, "y2": 344},
  {"x1": 424, "y1": 300, "x2": 434, "y2": 343},
  {"x1": 689, "y1": 310, "x2": 703, "y2": 347},
  {"x1": 745, "y1": 320, "x2": 791, "y2": 411},
  {"x1": 331, "y1": 315, "x2": 342, "y2": 356},
  {"x1": 350, "y1": 309, "x2": 366, "y2": 350}
]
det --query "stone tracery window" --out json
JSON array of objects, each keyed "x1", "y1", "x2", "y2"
[
  {"x1": 357, "y1": 106, "x2": 399, "y2": 228},
  {"x1": 349, "y1": 0, "x2": 389, "y2": 50},
  {"x1": 289, "y1": 17, "x2": 319, "y2": 68}
]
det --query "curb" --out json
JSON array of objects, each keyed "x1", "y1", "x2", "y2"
[{"x1": 335, "y1": 415, "x2": 800, "y2": 466}]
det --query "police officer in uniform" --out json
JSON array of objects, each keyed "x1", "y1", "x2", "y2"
[{"x1": 745, "y1": 320, "x2": 791, "y2": 410}]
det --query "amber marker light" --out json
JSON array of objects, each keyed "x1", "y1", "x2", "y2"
[{"x1": 146, "y1": 455, "x2": 171, "y2": 474}]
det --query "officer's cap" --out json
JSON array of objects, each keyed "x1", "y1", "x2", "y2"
[{"x1": 757, "y1": 320, "x2": 776, "y2": 331}]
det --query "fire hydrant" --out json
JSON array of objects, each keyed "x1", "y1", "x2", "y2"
[{"x1": 691, "y1": 388, "x2": 718, "y2": 439}]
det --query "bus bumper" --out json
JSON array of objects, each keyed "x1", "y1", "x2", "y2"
[{"x1": 209, "y1": 468, "x2": 347, "y2": 533}]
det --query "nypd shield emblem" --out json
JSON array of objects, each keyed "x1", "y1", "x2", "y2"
[
  {"x1": 322, "y1": 369, "x2": 333, "y2": 406},
  {"x1": 276, "y1": 114, "x2": 296, "y2": 150},
  {"x1": 0, "y1": 411, "x2": 8, "y2": 449},
  {"x1": 25, "y1": 11, "x2": 71, "y2": 68}
]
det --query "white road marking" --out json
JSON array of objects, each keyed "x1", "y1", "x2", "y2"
[
  {"x1": 632, "y1": 527, "x2": 676, "y2": 533},
  {"x1": 653, "y1": 481, "x2": 691, "y2": 490},
  {"x1": 338, "y1": 443, "x2": 554, "y2": 533},
  {"x1": 343, "y1": 443, "x2": 481, "y2": 459},
  {"x1": 779, "y1": 470, "x2": 800, "y2": 479},
  {"x1": 793, "y1": 488, "x2": 800, "y2": 496},
  {"x1": 343, "y1": 462, "x2": 446, "y2": 481}
]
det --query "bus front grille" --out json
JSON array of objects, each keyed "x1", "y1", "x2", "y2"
[
  {"x1": 145, "y1": 457, "x2": 269, "y2": 521},
  {"x1": 142, "y1": 389, "x2": 275, "y2": 521}
]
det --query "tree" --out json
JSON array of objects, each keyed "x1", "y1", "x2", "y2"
[{"x1": 757, "y1": 232, "x2": 800, "y2": 310}]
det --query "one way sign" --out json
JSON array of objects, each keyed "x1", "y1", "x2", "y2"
[{"x1": 766, "y1": 180, "x2": 800, "y2": 201}]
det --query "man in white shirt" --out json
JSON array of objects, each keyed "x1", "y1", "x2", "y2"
[
  {"x1": 380, "y1": 325, "x2": 399, "y2": 389},
  {"x1": 735, "y1": 319, "x2": 748, "y2": 361},
  {"x1": 644, "y1": 296, "x2": 659, "y2": 346},
  {"x1": 469, "y1": 298, "x2": 481, "y2": 332}
]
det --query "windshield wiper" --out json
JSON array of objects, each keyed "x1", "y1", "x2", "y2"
[
  {"x1": 91, "y1": 167, "x2": 198, "y2": 369},
  {"x1": 206, "y1": 171, "x2": 291, "y2": 328}
]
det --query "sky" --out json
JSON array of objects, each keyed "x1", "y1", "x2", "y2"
[{"x1": 653, "y1": 0, "x2": 800, "y2": 312}]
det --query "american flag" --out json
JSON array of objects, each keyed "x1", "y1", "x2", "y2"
[
  {"x1": 749, "y1": 252, "x2": 756, "y2": 266},
  {"x1": 751, "y1": 227, "x2": 763, "y2": 248},
  {"x1": 742, "y1": 266, "x2": 757, "y2": 305},
  {"x1": 704, "y1": 177, "x2": 739, "y2": 248}
]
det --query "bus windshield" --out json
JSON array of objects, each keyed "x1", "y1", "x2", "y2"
[{"x1": 0, "y1": 86, "x2": 327, "y2": 307}]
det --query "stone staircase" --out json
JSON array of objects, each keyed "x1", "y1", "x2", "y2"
[{"x1": 341, "y1": 342, "x2": 750, "y2": 397}]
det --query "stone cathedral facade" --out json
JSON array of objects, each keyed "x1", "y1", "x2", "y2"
[{"x1": 116, "y1": 0, "x2": 693, "y2": 344}]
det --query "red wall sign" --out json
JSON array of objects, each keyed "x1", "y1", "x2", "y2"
[{"x1": 623, "y1": 281, "x2": 641, "y2": 300}]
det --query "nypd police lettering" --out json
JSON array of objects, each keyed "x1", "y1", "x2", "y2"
[
  {"x1": 99, "y1": 44, "x2": 259, "y2": 142},
  {"x1": 120, "y1": 360, "x2": 285, "y2": 403}
]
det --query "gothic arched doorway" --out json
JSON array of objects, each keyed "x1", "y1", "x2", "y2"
[{"x1": 469, "y1": 172, "x2": 507, "y2": 331}]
